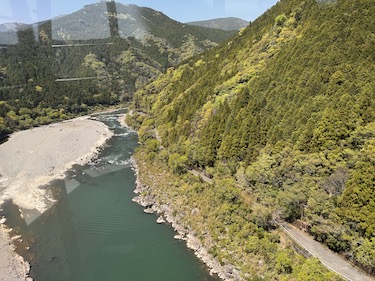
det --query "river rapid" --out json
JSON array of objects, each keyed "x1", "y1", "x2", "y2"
[{"x1": 1, "y1": 110, "x2": 220, "y2": 281}]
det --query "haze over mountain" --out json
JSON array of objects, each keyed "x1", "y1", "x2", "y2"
[
  {"x1": 0, "y1": 23, "x2": 29, "y2": 32},
  {"x1": 50, "y1": 3, "x2": 235, "y2": 42},
  {"x1": 187, "y1": 17, "x2": 249, "y2": 31},
  {"x1": 0, "y1": 2, "x2": 235, "y2": 45},
  {"x1": 130, "y1": 0, "x2": 375, "y2": 279}
]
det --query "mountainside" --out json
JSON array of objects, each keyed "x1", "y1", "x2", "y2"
[
  {"x1": 1, "y1": 3, "x2": 235, "y2": 45},
  {"x1": 0, "y1": 23, "x2": 29, "y2": 32},
  {"x1": 187, "y1": 17, "x2": 249, "y2": 31},
  {"x1": 50, "y1": 3, "x2": 235, "y2": 44},
  {"x1": 130, "y1": 0, "x2": 375, "y2": 279},
  {"x1": 0, "y1": 2, "x2": 235, "y2": 135}
]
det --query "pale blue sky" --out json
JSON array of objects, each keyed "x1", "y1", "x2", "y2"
[{"x1": 0, "y1": 0, "x2": 279, "y2": 25}]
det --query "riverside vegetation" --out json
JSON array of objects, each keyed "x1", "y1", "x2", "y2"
[
  {"x1": 0, "y1": 2, "x2": 235, "y2": 136},
  {"x1": 128, "y1": 0, "x2": 375, "y2": 280}
]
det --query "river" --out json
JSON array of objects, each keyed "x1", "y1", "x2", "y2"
[{"x1": 1, "y1": 110, "x2": 220, "y2": 281}]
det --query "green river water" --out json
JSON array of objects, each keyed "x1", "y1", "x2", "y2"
[{"x1": 2, "y1": 110, "x2": 220, "y2": 281}]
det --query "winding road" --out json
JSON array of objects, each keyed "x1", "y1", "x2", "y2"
[
  {"x1": 277, "y1": 221, "x2": 375, "y2": 281},
  {"x1": 162, "y1": 129, "x2": 373, "y2": 281}
]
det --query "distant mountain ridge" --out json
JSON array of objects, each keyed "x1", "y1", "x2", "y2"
[
  {"x1": 1, "y1": 3, "x2": 236, "y2": 46},
  {"x1": 51, "y1": 3, "x2": 235, "y2": 44},
  {"x1": 186, "y1": 17, "x2": 249, "y2": 30},
  {"x1": 0, "y1": 23, "x2": 29, "y2": 32}
]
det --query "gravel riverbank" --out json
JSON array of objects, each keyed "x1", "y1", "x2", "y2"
[{"x1": 0, "y1": 116, "x2": 113, "y2": 281}]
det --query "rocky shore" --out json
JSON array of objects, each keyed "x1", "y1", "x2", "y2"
[{"x1": 130, "y1": 157, "x2": 242, "y2": 281}]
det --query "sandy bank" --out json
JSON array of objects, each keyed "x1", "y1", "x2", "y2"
[
  {"x1": 0, "y1": 116, "x2": 112, "y2": 212},
  {"x1": 0, "y1": 116, "x2": 113, "y2": 281},
  {"x1": 0, "y1": 223, "x2": 31, "y2": 281}
]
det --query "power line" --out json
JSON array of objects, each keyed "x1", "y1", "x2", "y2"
[
  {"x1": 52, "y1": 43, "x2": 113, "y2": 48},
  {"x1": 55, "y1": 76, "x2": 107, "y2": 82}
]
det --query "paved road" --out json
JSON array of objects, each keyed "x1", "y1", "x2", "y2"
[
  {"x1": 277, "y1": 221, "x2": 375, "y2": 281},
  {"x1": 188, "y1": 169, "x2": 213, "y2": 184}
]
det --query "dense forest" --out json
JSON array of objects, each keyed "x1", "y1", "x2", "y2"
[
  {"x1": 0, "y1": 2, "x2": 235, "y2": 136},
  {"x1": 129, "y1": 0, "x2": 375, "y2": 279}
]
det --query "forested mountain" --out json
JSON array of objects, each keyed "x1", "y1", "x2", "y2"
[
  {"x1": 49, "y1": 3, "x2": 234, "y2": 43},
  {"x1": 0, "y1": 23, "x2": 28, "y2": 32},
  {"x1": 130, "y1": 0, "x2": 375, "y2": 279},
  {"x1": 0, "y1": 2, "x2": 235, "y2": 136},
  {"x1": 187, "y1": 17, "x2": 249, "y2": 31}
]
